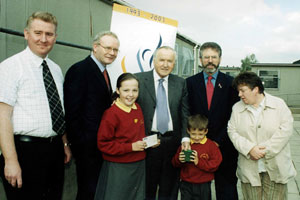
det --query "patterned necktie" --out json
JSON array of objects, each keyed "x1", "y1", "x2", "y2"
[
  {"x1": 42, "y1": 60, "x2": 66, "y2": 135},
  {"x1": 156, "y1": 79, "x2": 169, "y2": 134},
  {"x1": 103, "y1": 69, "x2": 110, "y2": 90},
  {"x1": 206, "y1": 76, "x2": 214, "y2": 110}
]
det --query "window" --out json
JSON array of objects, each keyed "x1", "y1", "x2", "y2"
[
  {"x1": 181, "y1": 46, "x2": 194, "y2": 76},
  {"x1": 258, "y1": 70, "x2": 279, "y2": 89},
  {"x1": 172, "y1": 44, "x2": 179, "y2": 75}
]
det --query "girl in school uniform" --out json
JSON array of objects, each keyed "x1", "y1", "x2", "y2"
[{"x1": 94, "y1": 73, "x2": 147, "y2": 200}]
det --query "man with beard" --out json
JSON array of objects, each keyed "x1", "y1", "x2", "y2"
[{"x1": 186, "y1": 42, "x2": 239, "y2": 200}]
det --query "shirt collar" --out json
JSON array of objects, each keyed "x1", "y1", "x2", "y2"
[
  {"x1": 25, "y1": 46, "x2": 48, "y2": 68},
  {"x1": 115, "y1": 98, "x2": 137, "y2": 113},
  {"x1": 249, "y1": 96, "x2": 265, "y2": 110},
  {"x1": 90, "y1": 53, "x2": 105, "y2": 72},
  {"x1": 191, "y1": 136, "x2": 207, "y2": 145},
  {"x1": 238, "y1": 93, "x2": 278, "y2": 113},
  {"x1": 153, "y1": 69, "x2": 168, "y2": 83},
  {"x1": 203, "y1": 70, "x2": 219, "y2": 80}
]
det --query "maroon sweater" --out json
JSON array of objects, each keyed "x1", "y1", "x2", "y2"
[
  {"x1": 172, "y1": 138, "x2": 222, "y2": 184},
  {"x1": 97, "y1": 103, "x2": 146, "y2": 163}
]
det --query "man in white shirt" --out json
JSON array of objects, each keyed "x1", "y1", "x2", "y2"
[{"x1": 0, "y1": 11, "x2": 71, "y2": 200}]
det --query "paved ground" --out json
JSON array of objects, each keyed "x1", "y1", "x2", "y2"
[{"x1": 1, "y1": 121, "x2": 300, "y2": 200}]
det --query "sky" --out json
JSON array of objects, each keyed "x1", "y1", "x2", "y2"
[{"x1": 123, "y1": 0, "x2": 300, "y2": 67}]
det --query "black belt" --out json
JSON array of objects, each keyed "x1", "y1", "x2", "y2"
[
  {"x1": 151, "y1": 131, "x2": 173, "y2": 138},
  {"x1": 14, "y1": 135, "x2": 61, "y2": 143}
]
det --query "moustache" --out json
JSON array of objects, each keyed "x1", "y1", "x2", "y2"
[{"x1": 204, "y1": 63, "x2": 218, "y2": 68}]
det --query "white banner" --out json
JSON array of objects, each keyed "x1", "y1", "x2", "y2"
[{"x1": 108, "y1": 4, "x2": 178, "y2": 90}]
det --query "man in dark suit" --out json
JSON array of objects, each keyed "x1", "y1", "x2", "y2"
[
  {"x1": 186, "y1": 42, "x2": 239, "y2": 200},
  {"x1": 135, "y1": 46, "x2": 190, "y2": 200},
  {"x1": 63, "y1": 31, "x2": 120, "y2": 200}
]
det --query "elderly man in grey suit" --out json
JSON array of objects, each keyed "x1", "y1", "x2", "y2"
[{"x1": 135, "y1": 46, "x2": 190, "y2": 200}]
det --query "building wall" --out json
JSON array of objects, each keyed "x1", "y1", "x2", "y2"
[
  {"x1": 0, "y1": 0, "x2": 112, "y2": 75},
  {"x1": 252, "y1": 66, "x2": 300, "y2": 106},
  {"x1": 0, "y1": 0, "x2": 197, "y2": 199},
  {"x1": 1, "y1": 0, "x2": 197, "y2": 77}
]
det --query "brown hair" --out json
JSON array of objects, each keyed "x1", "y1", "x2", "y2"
[{"x1": 187, "y1": 114, "x2": 208, "y2": 131}]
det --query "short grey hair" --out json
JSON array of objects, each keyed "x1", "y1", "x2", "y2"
[
  {"x1": 153, "y1": 46, "x2": 177, "y2": 62},
  {"x1": 93, "y1": 31, "x2": 119, "y2": 44}
]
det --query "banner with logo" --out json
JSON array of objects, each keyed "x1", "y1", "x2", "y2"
[{"x1": 108, "y1": 3, "x2": 178, "y2": 89}]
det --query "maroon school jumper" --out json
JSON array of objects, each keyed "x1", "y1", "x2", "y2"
[
  {"x1": 97, "y1": 101, "x2": 146, "y2": 162},
  {"x1": 172, "y1": 137, "x2": 222, "y2": 184}
]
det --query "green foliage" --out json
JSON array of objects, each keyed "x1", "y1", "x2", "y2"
[{"x1": 240, "y1": 54, "x2": 258, "y2": 72}]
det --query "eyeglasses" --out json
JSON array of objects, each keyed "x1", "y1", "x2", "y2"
[{"x1": 97, "y1": 43, "x2": 119, "y2": 54}]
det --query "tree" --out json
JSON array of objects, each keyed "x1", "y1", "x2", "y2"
[{"x1": 240, "y1": 54, "x2": 258, "y2": 72}]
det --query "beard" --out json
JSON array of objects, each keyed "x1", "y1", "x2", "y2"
[{"x1": 203, "y1": 62, "x2": 219, "y2": 74}]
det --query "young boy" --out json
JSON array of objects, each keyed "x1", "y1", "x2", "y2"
[{"x1": 172, "y1": 114, "x2": 222, "y2": 200}]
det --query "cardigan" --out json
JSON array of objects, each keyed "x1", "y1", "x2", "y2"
[
  {"x1": 97, "y1": 102, "x2": 146, "y2": 163},
  {"x1": 172, "y1": 138, "x2": 222, "y2": 184}
]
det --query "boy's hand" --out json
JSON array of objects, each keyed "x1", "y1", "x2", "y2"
[
  {"x1": 191, "y1": 150, "x2": 199, "y2": 165},
  {"x1": 179, "y1": 151, "x2": 186, "y2": 163}
]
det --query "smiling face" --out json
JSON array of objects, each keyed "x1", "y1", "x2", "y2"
[
  {"x1": 188, "y1": 128, "x2": 208, "y2": 143},
  {"x1": 24, "y1": 19, "x2": 57, "y2": 58},
  {"x1": 153, "y1": 48, "x2": 176, "y2": 78},
  {"x1": 200, "y1": 48, "x2": 221, "y2": 75},
  {"x1": 93, "y1": 35, "x2": 119, "y2": 66},
  {"x1": 116, "y1": 79, "x2": 139, "y2": 107}
]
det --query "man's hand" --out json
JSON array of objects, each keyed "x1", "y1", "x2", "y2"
[
  {"x1": 62, "y1": 134, "x2": 72, "y2": 164},
  {"x1": 249, "y1": 145, "x2": 266, "y2": 160},
  {"x1": 0, "y1": 102, "x2": 22, "y2": 188},
  {"x1": 64, "y1": 145, "x2": 72, "y2": 164},
  {"x1": 152, "y1": 139, "x2": 161, "y2": 148},
  {"x1": 4, "y1": 160, "x2": 22, "y2": 188},
  {"x1": 181, "y1": 141, "x2": 191, "y2": 151}
]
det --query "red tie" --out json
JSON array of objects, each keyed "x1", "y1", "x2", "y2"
[
  {"x1": 103, "y1": 69, "x2": 110, "y2": 90},
  {"x1": 206, "y1": 76, "x2": 214, "y2": 110}
]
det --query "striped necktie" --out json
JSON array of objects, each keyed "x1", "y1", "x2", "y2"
[{"x1": 42, "y1": 60, "x2": 65, "y2": 135}]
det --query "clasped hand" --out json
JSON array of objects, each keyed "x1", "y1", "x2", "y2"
[{"x1": 249, "y1": 145, "x2": 266, "y2": 160}]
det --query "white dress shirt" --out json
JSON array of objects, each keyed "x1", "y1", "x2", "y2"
[
  {"x1": 0, "y1": 47, "x2": 64, "y2": 137},
  {"x1": 151, "y1": 70, "x2": 173, "y2": 132}
]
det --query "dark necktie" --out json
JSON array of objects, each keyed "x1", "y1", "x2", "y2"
[
  {"x1": 156, "y1": 79, "x2": 169, "y2": 134},
  {"x1": 206, "y1": 76, "x2": 214, "y2": 110},
  {"x1": 103, "y1": 69, "x2": 110, "y2": 90},
  {"x1": 42, "y1": 60, "x2": 65, "y2": 135}
]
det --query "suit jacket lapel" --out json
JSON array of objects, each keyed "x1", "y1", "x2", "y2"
[
  {"x1": 88, "y1": 56, "x2": 111, "y2": 95},
  {"x1": 143, "y1": 71, "x2": 156, "y2": 103},
  {"x1": 168, "y1": 75, "x2": 176, "y2": 108},
  {"x1": 210, "y1": 72, "x2": 224, "y2": 112},
  {"x1": 196, "y1": 72, "x2": 209, "y2": 114}
]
